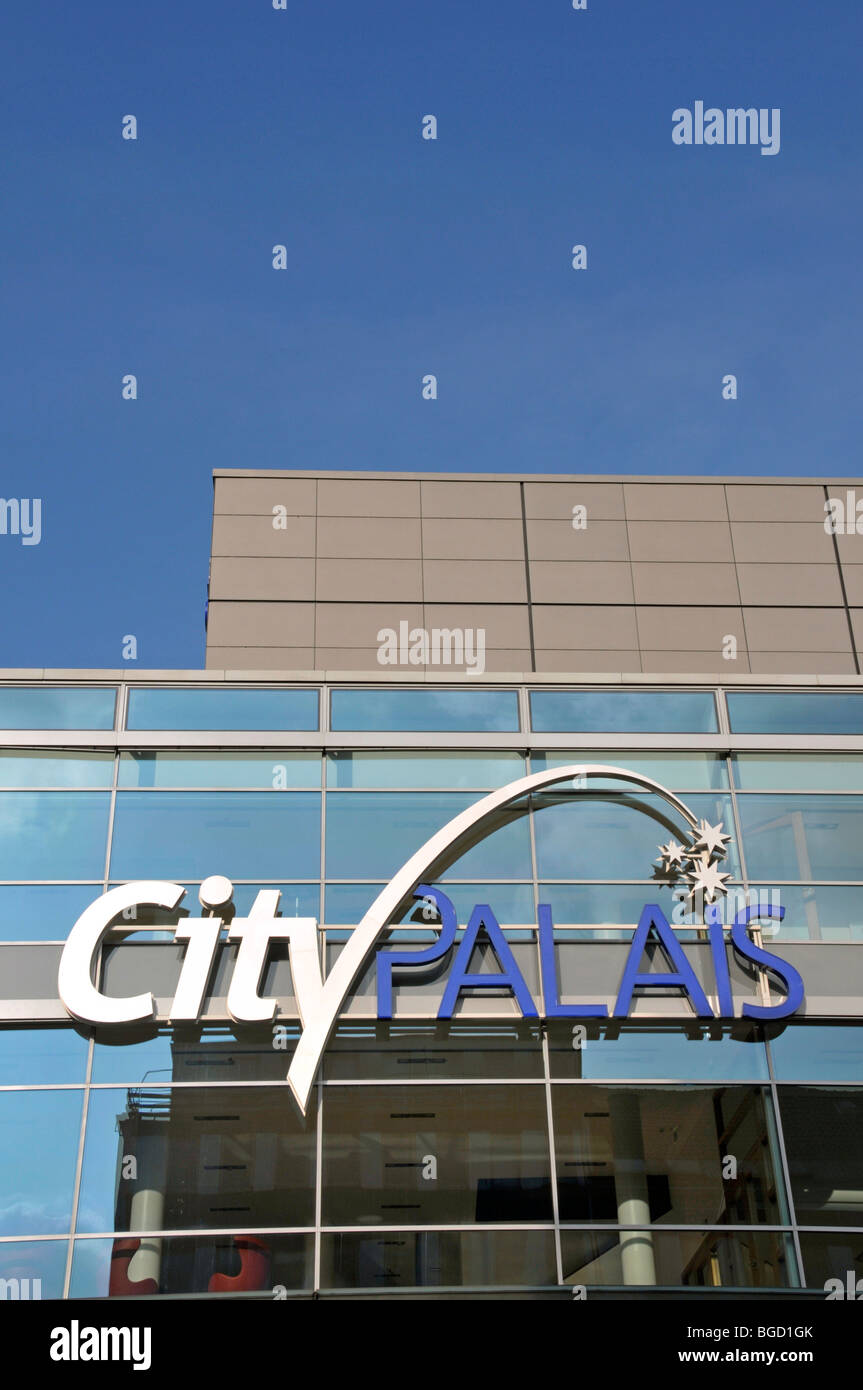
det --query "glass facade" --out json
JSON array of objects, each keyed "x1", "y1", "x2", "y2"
[{"x1": 1, "y1": 679, "x2": 862, "y2": 1299}]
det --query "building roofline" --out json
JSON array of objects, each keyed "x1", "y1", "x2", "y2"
[{"x1": 211, "y1": 469, "x2": 863, "y2": 486}]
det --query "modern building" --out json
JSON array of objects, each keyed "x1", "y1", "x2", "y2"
[{"x1": 1, "y1": 470, "x2": 863, "y2": 1301}]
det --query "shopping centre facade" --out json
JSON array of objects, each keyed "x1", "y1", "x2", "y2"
[{"x1": 2, "y1": 470, "x2": 863, "y2": 1300}]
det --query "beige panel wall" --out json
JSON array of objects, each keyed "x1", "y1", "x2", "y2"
[{"x1": 207, "y1": 473, "x2": 861, "y2": 677}]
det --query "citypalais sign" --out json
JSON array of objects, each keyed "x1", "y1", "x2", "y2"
[{"x1": 55, "y1": 764, "x2": 805, "y2": 1113}]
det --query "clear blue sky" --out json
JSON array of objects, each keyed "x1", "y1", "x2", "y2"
[{"x1": 2, "y1": 0, "x2": 861, "y2": 668}]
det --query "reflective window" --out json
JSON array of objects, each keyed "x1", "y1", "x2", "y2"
[
  {"x1": 553, "y1": 1086, "x2": 781, "y2": 1227},
  {"x1": 548, "y1": 1024, "x2": 768, "y2": 1081},
  {"x1": 126, "y1": 687, "x2": 318, "y2": 731},
  {"x1": 324, "y1": 881, "x2": 534, "y2": 926},
  {"x1": 728, "y1": 691, "x2": 863, "y2": 734},
  {"x1": 560, "y1": 1228, "x2": 794, "y2": 1290},
  {"x1": 0, "y1": 1240, "x2": 68, "y2": 1300},
  {"x1": 70, "y1": 1233, "x2": 314, "y2": 1298},
  {"x1": 532, "y1": 752, "x2": 729, "y2": 790},
  {"x1": 738, "y1": 795, "x2": 863, "y2": 880},
  {"x1": 91, "y1": 1025, "x2": 300, "y2": 1084},
  {"x1": 0, "y1": 1090, "x2": 83, "y2": 1236},
  {"x1": 797, "y1": 1233, "x2": 863, "y2": 1294},
  {"x1": 321, "y1": 1084, "x2": 552, "y2": 1226},
  {"x1": 323, "y1": 1023, "x2": 543, "y2": 1081},
  {"x1": 0, "y1": 686, "x2": 115, "y2": 731},
  {"x1": 538, "y1": 884, "x2": 681, "y2": 937},
  {"x1": 0, "y1": 885, "x2": 102, "y2": 942},
  {"x1": 779, "y1": 1087, "x2": 863, "y2": 1228},
  {"x1": 110, "y1": 791, "x2": 321, "y2": 879},
  {"x1": 0, "y1": 752, "x2": 113, "y2": 788},
  {"x1": 530, "y1": 691, "x2": 717, "y2": 734},
  {"x1": 0, "y1": 1026, "x2": 89, "y2": 1085},
  {"x1": 748, "y1": 886, "x2": 863, "y2": 942},
  {"x1": 769, "y1": 1024, "x2": 863, "y2": 1081},
  {"x1": 320, "y1": 1230, "x2": 557, "y2": 1291},
  {"x1": 76, "y1": 1087, "x2": 316, "y2": 1234},
  {"x1": 330, "y1": 689, "x2": 519, "y2": 733},
  {"x1": 119, "y1": 751, "x2": 321, "y2": 789},
  {"x1": 533, "y1": 793, "x2": 739, "y2": 880},
  {"x1": 0, "y1": 793, "x2": 110, "y2": 879},
  {"x1": 733, "y1": 754, "x2": 863, "y2": 792},
  {"x1": 326, "y1": 751, "x2": 525, "y2": 789},
  {"x1": 325, "y1": 793, "x2": 532, "y2": 880}
]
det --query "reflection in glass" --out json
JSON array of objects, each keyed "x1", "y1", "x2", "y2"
[
  {"x1": 91, "y1": 1024, "x2": 301, "y2": 1084},
  {"x1": 778, "y1": 1087, "x2": 863, "y2": 1228},
  {"x1": 119, "y1": 751, "x2": 321, "y2": 789},
  {"x1": 547, "y1": 1024, "x2": 768, "y2": 1082},
  {"x1": 0, "y1": 885, "x2": 103, "y2": 942},
  {"x1": 733, "y1": 753, "x2": 863, "y2": 792},
  {"x1": 0, "y1": 1239, "x2": 68, "y2": 1299},
  {"x1": 749, "y1": 885, "x2": 863, "y2": 942},
  {"x1": 323, "y1": 1022, "x2": 543, "y2": 1081},
  {"x1": 797, "y1": 1233, "x2": 863, "y2": 1294},
  {"x1": 530, "y1": 691, "x2": 717, "y2": 734},
  {"x1": 728, "y1": 691, "x2": 863, "y2": 735},
  {"x1": 126, "y1": 687, "x2": 319, "y2": 732},
  {"x1": 70, "y1": 1233, "x2": 314, "y2": 1298},
  {"x1": 532, "y1": 751, "x2": 729, "y2": 790},
  {"x1": 77, "y1": 1087, "x2": 316, "y2": 1235},
  {"x1": 330, "y1": 689, "x2": 519, "y2": 733},
  {"x1": 738, "y1": 796, "x2": 863, "y2": 880},
  {"x1": 0, "y1": 1090, "x2": 83, "y2": 1236},
  {"x1": 0, "y1": 793, "x2": 110, "y2": 879},
  {"x1": 560, "y1": 1228, "x2": 795, "y2": 1289},
  {"x1": 0, "y1": 687, "x2": 115, "y2": 731},
  {"x1": 326, "y1": 750, "x2": 525, "y2": 789},
  {"x1": 769, "y1": 1024, "x2": 863, "y2": 1081},
  {"x1": 552, "y1": 1086, "x2": 781, "y2": 1242},
  {"x1": 321, "y1": 1229, "x2": 556, "y2": 1290},
  {"x1": 0, "y1": 751, "x2": 113, "y2": 788},
  {"x1": 321, "y1": 1084, "x2": 552, "y2": 1226},
  {"x1": 0, "y1": 1026, "x2": 89, "y2": 1085},
  {"x1": 110, "y1": 791, "x2": 321, "y2": 879},
  {"x1": 325, "y1": 792, "x2": 532, "y2": 880},
  {"x1": 324, "y1": 881, "x2": 534, "y2": 926}
]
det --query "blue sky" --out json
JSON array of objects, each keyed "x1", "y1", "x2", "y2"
[{"x1": 2, "y1": 0, "x2": 861, "y2": 668}]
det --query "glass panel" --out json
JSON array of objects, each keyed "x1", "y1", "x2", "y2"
[
  {"x1": 0, "y1": 1090, "x2": 84, "y2": 1236},
  {"x1": 770, "y1": 1024, "x2": 863, "y2": 1081},
  {"x1": 0, "y1": 687, "x2": 115, "y2": 731},
  {"x1": 101, "y1": 883, "x2": 320, "y2": 943},
  {"x1": 70, "y1": 1233, "x2": 314, "y2": 1298},
  {"x1": 330, "y1": 689, "x2": 519, "y2": 733},
  {"x1": 534, "y1": 792, "x2": 739, "y2": 880},
  {"x1": 560, "y1": 1228, "x2": 795, "y2": 1290},
  {"x1": 538, "y1": 884, "x2": 679, "y2": 939},
  {"x1": 110, "y1": 791, "x2": 321, "y2": 879},
  {"x1": 797, "y1": 1233, "x2": 863, "y2": 1295},
  {"x1": 0, "y1": 885, "x2": 103, "y2": 942},
  {"x1": 738, "y1": 795, "x2": 863, "y2": 880},
  {"x1": 324, "y1": 881, "x2": 534, "y2": 926},
  {"x1": 779, "y1": 1087, "x2": 863, "y2": 1228},
  {"x1": 126, "y1": 688, "x2": 318, "y2": 732},
  {"x1": 325, "y1": 792, "x2": 532, "y2": 880},
  {"x1": 533, "y1": 752, "x2": 729, "y2": 791},
  {"x1": 76, "y1": 1087, "x2": 316, "y2": 1234},
  {"x1": 0, "y1": 1239, "x2": 68, "y2": 1299},
  {"x1": 326, "y1": 751, "x2": 525, "y2": 789},
  {"x1": 552, "y1": 1086, "x2": 781, "y2": 1226},
  {"x1": 0, "y1": 1026, "x2": 89, "y2": 1085},
  {"x1": 728, "y1": 691, "x2": 863, "y2": 735},
  {"x1": 119, "y1": 751, "x2": 321, "y2": 789},
  {"x1": 530, "y1": 691, "x2": 717, "y2": 734},
  {"x1": 91, "y1": 1024, "x2": 300, "y2": 1084},
  {"x1": 323, "y1": 1022, "x2": 544, "y2": 1081},
  {"x1": 747, "y1": 885, "x2": 863, "y2": 942},
  {"x1": 734, "y1": 754, "x2": 863, "y2": 792},
  {"x1": 0, "y1": 751, "x2": 113, "y2": 788},
  {"x1": 548, "y1": 1023, "x2": 769, "y2": 1081},
  {"x1": 321, "y1": 1084, "x2": 552, "y2": 1226},
  {"x1": 320, "y1": 1230, "x2": 557, "y2": 1291},
  {"x1": 0, "y1": 793, "x2": 110, "y2": 879}
]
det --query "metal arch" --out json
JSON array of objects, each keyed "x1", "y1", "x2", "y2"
[{"x1": 286, "y1": 763, "x2": 700, "y2": 1111}]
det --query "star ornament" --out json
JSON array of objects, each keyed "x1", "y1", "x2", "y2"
[
  {"x1": 656, "y1": 839, "x2": 687, "y2": 872},
  {"x1": 691, "y1": 818, "x2": 732, "y2": 859},
  {"x1": 686, "y1": 853, "x2": 732, "y2": 904}
]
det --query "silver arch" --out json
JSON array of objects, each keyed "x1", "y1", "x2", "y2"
[{"x1": 286, "y1": 763, "x2": 700, "y2": 1111}]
